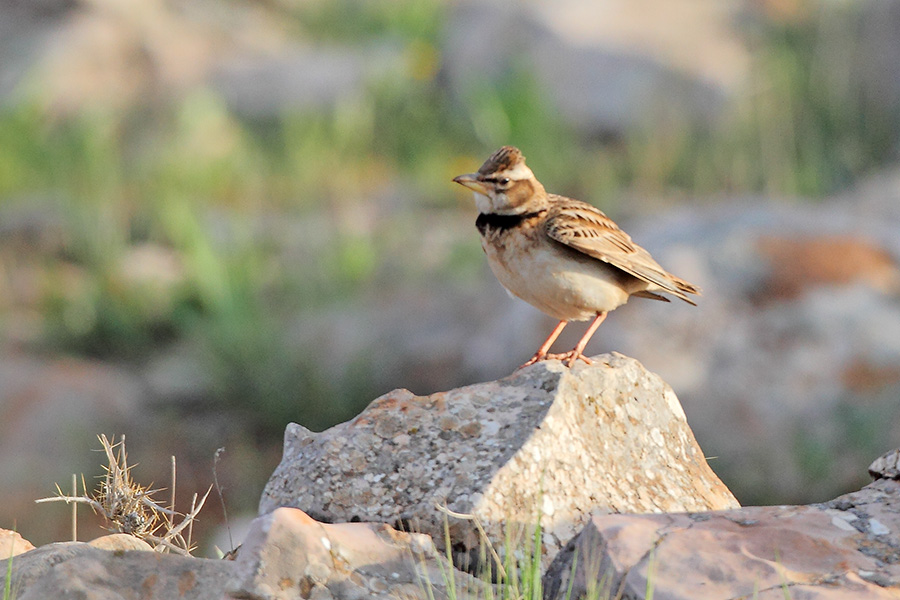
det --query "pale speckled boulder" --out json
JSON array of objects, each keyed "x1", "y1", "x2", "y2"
[
  {"x1": 544, "y1": 472, "x2": 900, "y2": 600},
  {"x1": 259, "y1": 352, "x2": 737, "y2": 566}
]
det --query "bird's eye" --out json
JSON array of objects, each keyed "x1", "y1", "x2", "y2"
[{"x1": 500, "y1": 178, "x2": 510, "y2": 185}]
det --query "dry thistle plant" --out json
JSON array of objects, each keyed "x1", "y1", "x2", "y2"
[{"x1": 35, "y1": 434, "x2": 211, "y2": 556}]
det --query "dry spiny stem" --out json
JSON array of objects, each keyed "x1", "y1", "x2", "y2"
[{"x1": 35, "y1": 434, "x2": 211, "y2": 556}]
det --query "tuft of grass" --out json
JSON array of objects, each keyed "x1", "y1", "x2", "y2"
[
  {"x1": 418, "y1": 504, "x2": 636, "y2": 600},
  {"x1": 645, "y1": 548, "x2": 656, "y2": 600},
  {"x1": 2, "y1": 541, "x2": 13, "y2": 600},
  {"x1": 35, "y1": 435, "x2": 210, "y2": 555}
]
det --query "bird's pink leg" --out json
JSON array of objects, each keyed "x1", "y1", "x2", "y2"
[
  {"x1": 518, "y1": 320, "x2": 568, "y2": 369},
  {"x1": 559, "y1": 311, "x2": 608, "y2": 367}
]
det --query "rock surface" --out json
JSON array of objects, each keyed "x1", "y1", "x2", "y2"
[
  {"x1": 2, "y1": 542, "x2": 233, "y2": 600},
  {"x1": 4, "y1": 381, "x2": 900, "y2": 600},
  {"x1": 1, "y1": 507, "x2": 481, "y2": 600},
  {"x1": 545, "y1": 466, "x2": 900, "y2": 600},
  {"x1": 260, "y1": 353, "x2": 737, "y2": 567},
  {"x1": 8, "y1": 457, "x2": 900, "y2": 600},
  {"x1": 229, "y1": 506, "x2": 483, "y2": 600},
  {"x1": 870, "y1": 449, "x2": 900, "y2": 481},
  {"x1": 87, "y1": 533, "x2": 153, "y2": 552},
  {"x1": 0, "y1": 529, "x2": 34, "y2": 558}
]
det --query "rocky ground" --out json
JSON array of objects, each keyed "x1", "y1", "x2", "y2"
[
  {"x1": 259, "y1": 353, "x2": 737, "y2": 570},
  {"x1": 3, "y1": 356, "x2": 900, "y2": 599},
  {"x1": 3, "y1": 0, "x2": 900, "y2": 573}
]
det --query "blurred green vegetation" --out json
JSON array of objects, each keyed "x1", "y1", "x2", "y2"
[
  {"x1": 630, "y1": 7, "x2": 900, "y2": 198},
  {"x1": 0, "y1": 1, "x2": 898, "y2": 440}
]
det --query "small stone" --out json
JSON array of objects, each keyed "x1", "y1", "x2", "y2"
[
  {"x1": 542, "y1": 496, "x2": 555, "y2": 516},
  {"x1": 368, "y1": 577, "x2": 389, "y2": 592},
  {"x1": 459, "y1": 421, "x2": 482, "y2": 437},
  {"x1": 373, "y1": 419, "x2": 402, "y2": 439},
  {"x1": 0, "y1": 529, "x2": 35, "y2": 558},
  {"x1": 309, "y1": 583, "x2": 334, "y2": 600},
  {"x1": 831, "y1": 516, "x2": 858, "y2": 532},
  {"x1": 438, "y1": 415, "x2": 459, "y2": 431},
  {"x1": 869, "y1": 518, "x2": 890, "y2": 536},
  {"x1": 869, "y1": 449, "x2": 900, "y2": 480},
  {"x1": 88, "y1": 534, "x2": 153, "y2": 552}
]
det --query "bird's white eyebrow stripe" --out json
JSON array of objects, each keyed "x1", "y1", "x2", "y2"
[{"x1": 502, "y1": 162, "x2": 534, "y2": 180}]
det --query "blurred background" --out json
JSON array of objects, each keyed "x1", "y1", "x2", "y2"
[{"x1": 2, "y1": 0, "x2": 900, "y2": 553}]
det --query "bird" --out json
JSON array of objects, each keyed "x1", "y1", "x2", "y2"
[{"x1": 453, "y1": 146, "x2": 700, "y2": 368}]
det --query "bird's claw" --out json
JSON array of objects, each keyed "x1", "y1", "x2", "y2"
[{"x1": 518, "y1": 353, "x2": 547, "y2": 369}]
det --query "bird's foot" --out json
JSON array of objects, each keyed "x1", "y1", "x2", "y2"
[
  {"x1": 556, "y1": 351, "x2": 593, "y2": 368},
  {"x1": 518, "y1": 351, "x2": 593, "y2": 369}
]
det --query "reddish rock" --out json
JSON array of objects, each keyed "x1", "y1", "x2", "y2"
[
  {"x1": 0, "y1": 529, "x2": 34, "y2": 558},
  {"x1": 756, "y1": 234, "x2": 900, "y2": 302},
  {"x1": 229, "y1": 507, "x2": 481, "y2": 600},
  {"x1": 545, "y1": 477, "x2": 900, "y2": 599}
]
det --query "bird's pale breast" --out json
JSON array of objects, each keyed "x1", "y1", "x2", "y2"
[{"x1": 479, "y1": 214, "x2": 646, "y2": 321}]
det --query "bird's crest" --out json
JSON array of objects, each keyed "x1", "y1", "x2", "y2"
[{"x1": 478, "y1": 146, "x2": 524, "y2": 176}]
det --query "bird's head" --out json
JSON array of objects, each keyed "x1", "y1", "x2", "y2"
[{"x1": 453, "y1": 146, "x2": 548, "y2": 215}]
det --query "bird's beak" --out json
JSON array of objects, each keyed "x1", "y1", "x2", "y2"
[{"x1": 452, "y1": 173, "x2": 490, "y2": 195}]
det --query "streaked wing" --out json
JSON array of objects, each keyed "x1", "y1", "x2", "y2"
[{"x1": 544, "y1": 195, "x2": 699, "y2": 304}]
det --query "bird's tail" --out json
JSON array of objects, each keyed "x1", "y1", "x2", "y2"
[{"x1": 669, "y1": 275, "x2": 701, "y2": 306}]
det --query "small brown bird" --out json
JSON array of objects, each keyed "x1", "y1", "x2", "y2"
[{"x1": 453, "y1": 146, "x2": 700, "y2": 368}]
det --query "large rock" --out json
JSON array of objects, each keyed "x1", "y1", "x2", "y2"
[
  {"x1": 229, "y1": 507, "x2": 484, "y2": 600},
  {"x1": 544, "y1": 450, "x2": 900, "y2": 600},
  {"x1": 2, "y1": 542, "x2": 233, "y2": 600},
  {"x1": 1, "y1": 508, "x2": 480, "y2": 600},
  {"x1": 272, "y1": 168, "x2": 900, "y2": 509},
  {"x1": 259, "y1": 353, "x2": 737, "y2": 567}
]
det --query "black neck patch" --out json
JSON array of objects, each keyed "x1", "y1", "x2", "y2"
[{"x1": 476, "y1": 211, "x2": 543, "y2": 236}]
